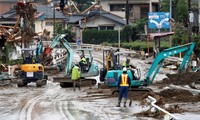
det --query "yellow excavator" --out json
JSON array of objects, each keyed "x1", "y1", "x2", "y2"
[{"x1": 17, "y1": 48, "x2": 48, "y2": 87}]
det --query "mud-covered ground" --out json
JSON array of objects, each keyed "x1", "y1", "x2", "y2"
[
  {"x1": 0, "y1": 50, "x2": 200, "y2": 120},
  {"x1": 97, "y1": 70, "x2": 200, "y2": 119}
]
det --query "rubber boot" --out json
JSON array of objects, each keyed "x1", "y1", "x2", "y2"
[
  {"x1": 116, "y1": 100, "x2": 121, "y2": 107},
  {"x1": 79, "y1": 85, "x2": 81, "y2": 90},
  {"x1": 124, "y1": 99, "x2": 127, "y2": 107},
  {"x1": 73, "y1": 82, "x2": 76, "y2": 91}
]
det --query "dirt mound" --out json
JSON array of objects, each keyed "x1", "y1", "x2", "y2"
[
  {"x1": 140, "y1": 92, "x2": 165, "y2": 106},
  {"x1": 135, "y1": 104, "x2": 186, "y2": 119},
  {"x1": 163, "y1": 71, "x2": 200, "y2": 85},
  {"x1": 99, "y1": 83, "x2": 200, "y2": 103},
  {"x1": 158, "y1": 89, "x2": 200, "y2": 103}
]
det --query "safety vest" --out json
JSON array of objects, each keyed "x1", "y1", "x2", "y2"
[
  {"x1": 120, "y1": 74, "x2": 129, "y2": 86},
  {"x1": 71, "y1": 66, "x2": 80, "y2": 80},
  {"x1": 123, "y1": 61, "x2": 129, "y2": 68}
]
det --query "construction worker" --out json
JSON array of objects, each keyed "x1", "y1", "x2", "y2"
[
  {"x1": 116, "y1": 67, "x2": 131, "y2": 107},
  {"x1": 123, "y1": 58, "x2": 136, "y2": 69},
  {"x1": 71, "y1": 65, "x2": 81, "y2": 91},
  {"x1": 79, "y1": 55, "x2": 87, "y2": 72},
  {"x1": 123, "y1": 58, "x2": 138, "y2": 80}
]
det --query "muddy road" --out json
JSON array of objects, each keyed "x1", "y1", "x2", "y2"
[{"x1": 0, "y1": 50, "x2": 200, "y2": 120}]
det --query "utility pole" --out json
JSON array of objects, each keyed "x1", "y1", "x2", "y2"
[
  {"x1": 149, "y1": 0, "x2": 152, "y2": 12},
  {"x1": 53, "y1": 2, "x2": 55, "y2": 37},
  {"x1": 199, "y1": 0, "x2": 200, "y2": 33},
  {"x1": 125, "y1": 0, "x2": 129, "y2": 42},
  {"x1": 170, "y1": 0, "x2": 172, "y2": 47},
  {"x1": 125, "y1": 0, "x2": 129, "y2": 25},
  {"x1": 118, "y1": 27, "x2": 121, "y2": 48},
  {"x1": 188, "y1": 0, "x2": 191, "y2": 42}
]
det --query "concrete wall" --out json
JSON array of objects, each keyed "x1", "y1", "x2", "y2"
[
  {"x1": 35, "y1": 19, "x2": 66, "y2": 38},
  {"x1": 100, "y1": 0, "x2": 159, "y2": 22},
  {"x1": 86, "y1": 16, "x2": 123, "y2": 30}
]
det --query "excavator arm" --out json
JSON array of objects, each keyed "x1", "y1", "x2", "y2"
[
  {"x1": 144, "y1": 42, "x2": 196, "y2": 85},
  {"x1": 49, "y1": 34, "x2": 73, "y2": 76}
]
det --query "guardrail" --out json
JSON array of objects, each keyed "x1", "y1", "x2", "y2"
[{"x1": 42, "y1": 41, "x2": 106, "y2": 51}]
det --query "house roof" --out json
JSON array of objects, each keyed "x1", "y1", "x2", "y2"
[
  {"x1": 1, "y1": 9, "x2": 16, "y2": 19},
  {"x1": 2, "y1": 4, "x2": 67, "y2": 19},
  {"x1": 101, "y1": 0, "x2": 159, "y2": 4},
  {"x1": 100, "y1": 11, "x2": 126, "y2": 25},
  {"x1": 66, "y1": 9, "x2": 126, "y2": 25},
  {"x1": 66, "y1": 15, "x2": 84, "y2": 23},
  {"x1": 36, "y1": 5, "x2": 66, "y2": 19},
  {"x1": 0, "y1": 0, "x2": 17, "y2": 2}
]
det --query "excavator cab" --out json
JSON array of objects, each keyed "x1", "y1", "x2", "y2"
[
  {"x1": 76, "y1": 48, "x2": 99, "y2": 77},
  {"x1": 99, "y1": 48, "x2": 118, "y2": 82},
  {"x1": 48, "y1": 34, "x2": 99, "y2": 88},
  {"x1": 22, "y1": 48, "x2": 35, "y2": 64},
  {"x1": 100, "y1": 48, "x2": 137, "y2": 82},
  {"x1": 17, "y1": 48, "x2": 48, "y2": 87}
]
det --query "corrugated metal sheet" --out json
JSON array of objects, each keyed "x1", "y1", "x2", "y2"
[{"x1": 67, "y1": 15, "x2": 84, "y2": 23}]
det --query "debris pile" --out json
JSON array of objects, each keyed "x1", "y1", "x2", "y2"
[
  {"x1": 164, "y1": 72, "x2": 200, "y2": 85},
  {"x1": 15, "y1": 1, "x2": 37, "y2": 45}
]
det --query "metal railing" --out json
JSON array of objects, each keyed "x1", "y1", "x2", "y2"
[{"x1": 147, "y1": 96, "x2": 179, "y2": 120}]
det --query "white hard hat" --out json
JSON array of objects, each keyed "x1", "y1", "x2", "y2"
[{"x1": 123, "y1": 67, "x2": 127, "y2": 72}]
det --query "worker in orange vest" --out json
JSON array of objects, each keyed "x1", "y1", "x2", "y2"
[{"x1": 116, "y1": 67, "x2": 131, "y2": 107}]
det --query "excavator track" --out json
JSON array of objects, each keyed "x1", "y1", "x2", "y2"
[{"x1": 53, "y1": 77, "x2": 97, "y2": 88}]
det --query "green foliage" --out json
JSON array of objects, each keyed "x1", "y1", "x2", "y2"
[
  {"x1": 121, "y1": 25, "x2": 132, "y2": 42},
  {"x1": 83, "y1": 29, "x2": 118, "y2": 44},
  {"x1": 55, "y1": 22, "x2": 63, "y2": 34},
  {"x1": 134, "y1": 18, "x2": 148, "y2": 34},
  {"x1": 176, "y1": 0, "x2": 187, "y2": 23},
  {"x1": 193, "y1": 35, "x2": 200, "y2": 53},
  {"x1": 82, "y1": 26, "x2": 136, "y2": 44},
  {"x1": 172, "y1": 23, "x2": 188, "y2": 46},
  {"x1": 63, "y1": 25, "x2": 76, "y2": 42},
  {"x1": 160, "y1": 0, "x2": 171, "y2": 12},
  {"x1": 73, "y1": 0, "x2": 95, "y2": 12},
  {"x1": 10, "y1": 59, "x2": 23, "y2": 65},
  {"x1": 54, "y1": 23, "x2": 75, "y2": 42}
]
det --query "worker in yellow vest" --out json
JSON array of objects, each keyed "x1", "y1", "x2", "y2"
[
  {"x1": 79, "y1": 55, "x2": 87, "y2": 72},
  {"x1": 116, "y1": 67, "x2": 131, "y2": 107},
  {"x1": 71, "y1": 65, "x2": 81, "y2": 91}
]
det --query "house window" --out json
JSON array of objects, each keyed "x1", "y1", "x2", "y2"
[
  {"x1": 87, "y1": 27, "x2": 98, "y2": 30},
  {"x1": 110, "y1": 4, "x2": 133, "y2": 11},
  {"x1": 45, "y1": 22, "x2": 53, "y2": 26},
  {"x1": 140, "y1": 5, "x2": 149, "y2": 19},
  {"x1": 110, "y1": 4, "x2": 125, "y2": 11},
  {"x1": 107, "y1": 26, "x2": 114, "y2": 30},
  {"x1": 99, "y1": 26, "x2": 107, "y2": 30},
  {"x1": 99, "y1": 26, "x2": 114, "y2": 30}
]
